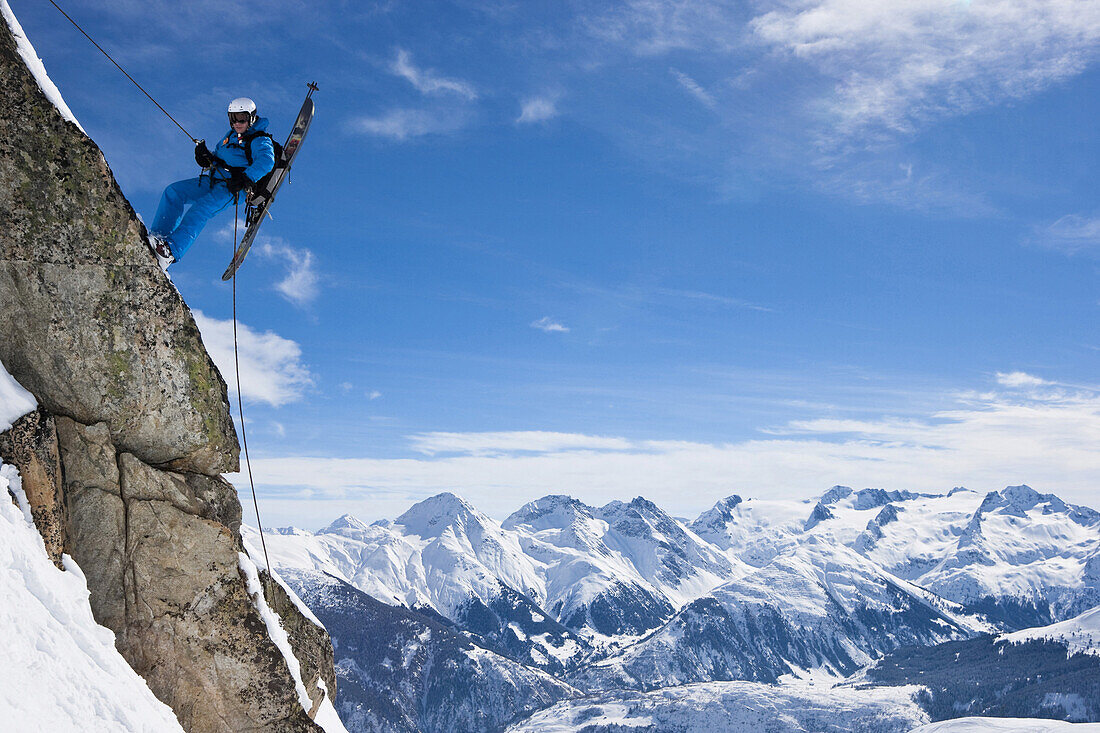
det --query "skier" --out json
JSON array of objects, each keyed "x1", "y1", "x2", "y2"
[{"x1": 148, "y1": 98, "x2": 276, "y2": 264}]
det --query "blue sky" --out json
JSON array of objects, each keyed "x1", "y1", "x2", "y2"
[{"x1": 10, "y1": 0, "x2": 1100, "y2": 528}]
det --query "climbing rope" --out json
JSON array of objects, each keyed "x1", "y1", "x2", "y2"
[
  {"x1": 45, "y1": 0, "x2": 198, "y2": 143},
  {"x1": 232, "y1": 198, "x2": 274, "y2": 592}
]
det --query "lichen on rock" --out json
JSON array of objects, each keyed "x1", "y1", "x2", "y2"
[{"x1": 0, "y1": 10, "x2": 238, "y2": 476}]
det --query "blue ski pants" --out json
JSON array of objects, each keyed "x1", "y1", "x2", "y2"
[{"x1": 150, "y1": 177, "x2": 236, "y2": 260}]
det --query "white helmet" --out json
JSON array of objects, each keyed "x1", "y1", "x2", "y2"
[{"x1": 227, "y1": 97, "x2": 257, "y2": 124}]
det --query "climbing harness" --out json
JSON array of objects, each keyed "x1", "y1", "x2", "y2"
[
  {"x1": 231, "y1": 199, "x2": 274, "y2": 592},
  {"x1": 45, "y1": 0, "x2": 199, "y2": 143}
]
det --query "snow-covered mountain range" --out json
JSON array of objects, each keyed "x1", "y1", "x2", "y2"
[{"x1": 245, "y1": 484, "x2": 1100, "y2": 731}]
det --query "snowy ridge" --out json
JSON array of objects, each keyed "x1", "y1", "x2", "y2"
[
  {"x1": 913, "y1": 719, "x2": 1100, "y2": 732},
  {"x1": 1, "y1": 461, "x2": 184, "y2": 731},
  {"x1": 505, "y1": 679, "x2": 929, "y2": 732},
  {"x1": 575, "y1": 535, "x2": 980, "y2": 690},
  {"x1": 1000, "y1": 604, "x2": 1100, "y2": 658},
  {"x1": 0, "y1": 0, "x2": 84, "y2": 131},
  {"x1": 503, "y1": 494, "x2": 742, "y2": 638}
]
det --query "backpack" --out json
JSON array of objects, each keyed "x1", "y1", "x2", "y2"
[{"x1": 242, "y1": 131, "x2": 284, "y2": 191}]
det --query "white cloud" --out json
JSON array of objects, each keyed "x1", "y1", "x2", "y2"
[
  {"x1": 391, "y1": 49, "x2": 478, "y2": 100},
  {"x1": 586, "y1": 0, "x2": 743, "y2": 56},
  {"x1": 1033, "y1": 214, "x2": 1100, "y2": 255},
  {"x1": 349, "y1": 108, "x2": 467, "y2": 140},
  {"x1": 531, "y1": 316, "x2": 569, "y2": 333},
  {"x1": 259, "y1": 240, "x2": 319, "y2": 306},
  {"x1": 996, "y1": 371, "x2": 1049, "y2": 389},
  {"x1": 408, "y1": 431, "x2": 634, "y2": 456},
  {"x1": 192, "y1": 310, "x2": 312, "y2": 407},
  {"x1": 517, "y1": 95, "x2": 559, "y2": 123},
  {"x1": 670, "y1": 68, "x2": 716, "y2": 109},
  {"x1": 368, "y1": 390, "x2": 382, "y2": 400},
  {"x1": 236, "y1": 374, "x2": 1100, "y2": 521},
  {"x1": 656, "y1": 287, "x2": 772, "y2": 312},
  {"x1": 750, "y1": 0, "x2": 1100, "y2": 145}
]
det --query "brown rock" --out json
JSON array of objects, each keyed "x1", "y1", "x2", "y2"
[
  {"x1": 0, "y1": 407, "x2": 66, "y2": 566},
  {"x1": 55, "y1": 416, "x2": 128, "y2": 631},
  {"x1": 118, "y1": 452, "x2": 321, "y2": 732}
]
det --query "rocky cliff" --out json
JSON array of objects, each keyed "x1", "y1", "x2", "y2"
[{"x1": 0, "y1": 10, "x2": 337, "y2": 732}]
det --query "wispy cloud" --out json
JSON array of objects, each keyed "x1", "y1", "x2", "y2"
[
  {"x1": 368, "y1": 390, "x2": 382, "y2": 400},
  {"x1": 349, "y1": 108, "x2": 468, "y2": 140},
  {"x1": 409, "y1": 431, "x2": 633, "y2": 456},
  {"x1": 996, "y1": 371, "x2": 1050, "y2": 389},
  {"x1": 391, "y1": 49, "x2": 478, "y2": 100},
  {"x1": 259, "y1": 240, "x2": 319, "y2": 306},
  {"x1": 192, "y1": 310, "x2": 313, "y2": 406},
  {"x1": 656, "y1": 288, "x2": 772, "y2": 312},
  {"x1": 585, "y1": 0, "x2": 744, "y2": 56},
  {"x1": 238, "y1": 373, "x2": 1100, "y2": 521},
  {"x1": 670, "y1": 68, "x2": 716, "y2": 109},
  {"x1": 750, "y1": 0, "x2": 1100, "y2": 147},
  {"x1": 531, "y1": 316, "x2": 569, "y2": 333},
  {"x1": 1031, "y1": 214, "x2": 1100, "y2": 255},
  {"x1": 517, "y1": 95, "x2": 560, "y2": 123},
  {"x1": 574, "y1": 0, "x2": 1100, "y2": 211}
]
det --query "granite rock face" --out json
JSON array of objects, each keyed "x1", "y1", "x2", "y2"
[
  {"x1": 0, "y1": 12, "x2": 238, "y2": 476},
  {"x1": 0, "y1": 11, "x2": 337, "y2": 732},
  {"x1": 53, "y1": 418, "x2": 321, "y2": 732}
]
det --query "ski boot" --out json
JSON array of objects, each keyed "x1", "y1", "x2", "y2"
[{"x1": 148, "y1": 234, "x2": 176, "y2": 267}]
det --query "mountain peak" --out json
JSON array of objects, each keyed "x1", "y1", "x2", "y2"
[
  {"x1": 819, "y1": 485, "x2": 853, "y2": 505},
  {"x1": 803, "y1": 501, "x2": 835, "y2": 530},
  {"x1": 502, "y1": 494, "x2": 593, "y2": 531},
  {"x1": 320, "y1": 513, "x2": 372, "y2": 534},
  {"x1": 396, "y1": 492, "x2": 483, "y2": 538},
  {"x1": 690, "y1": 495, "x2": 743, "y2": 540},
  {"x1": 272, "y1": 526, "x2": 312, "y2": 536}
]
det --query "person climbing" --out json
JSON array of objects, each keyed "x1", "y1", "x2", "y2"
[{"x1": 148, "y1": 97, "x2": 276, "y2": 265}]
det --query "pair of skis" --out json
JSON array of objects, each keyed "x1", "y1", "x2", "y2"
[{"x1": 222, "y1": 82, "x2": 318, "y2": 281}]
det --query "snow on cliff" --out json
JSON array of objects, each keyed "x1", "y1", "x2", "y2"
[
  {"x1": 1, "y1": 360, "x2": 35, "y2": 431},
  {"x1": 0, "y1": 0, "x2": 83, "y2": 131},
  {"x1": 1, "y1": 462, "x2": 184, "y2": 731}
]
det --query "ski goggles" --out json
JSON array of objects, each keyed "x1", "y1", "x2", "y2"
[{"x1": 229, "y1": 112, "x2": 251, "y2": 124}]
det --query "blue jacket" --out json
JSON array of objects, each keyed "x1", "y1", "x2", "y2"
[{"x1": 211, "y1": 116, "x2": 276, "y2": 184}]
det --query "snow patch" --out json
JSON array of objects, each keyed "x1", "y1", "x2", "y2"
[{"x1": 0, "y1": 360, "x2": 36, "y2": 431}]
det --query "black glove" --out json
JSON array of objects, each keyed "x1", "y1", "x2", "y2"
[
  {"x1": 226, "y1": 170, "x2": 251, "y2": 194},
  {"x1": 194, "y1": 140, "x2": 215, "y2": 168}
]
